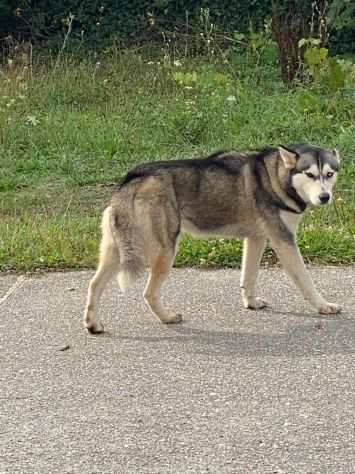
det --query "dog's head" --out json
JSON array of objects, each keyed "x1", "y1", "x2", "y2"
[{"x1": 278, "y1": 144, "x2": 340, "y2": 206}]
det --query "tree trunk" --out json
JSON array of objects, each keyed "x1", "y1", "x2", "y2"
[{"x1": 271, "y1": 1, "x2": 308, "y2": 83}]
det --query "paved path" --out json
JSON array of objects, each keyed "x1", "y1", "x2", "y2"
[{"x1": 1, "y1": 267, "x2": 354, "y2": 473}]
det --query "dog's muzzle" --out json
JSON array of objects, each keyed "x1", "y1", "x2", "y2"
[{"x1": 319, "y1": 192, "x2": 330, "y2": 204}]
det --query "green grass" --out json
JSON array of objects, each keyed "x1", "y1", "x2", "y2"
[{"x1": 0, "y1": 51, "x2": 354, "y2": 271}]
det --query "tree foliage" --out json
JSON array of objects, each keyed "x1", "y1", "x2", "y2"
[
  {"x1": 0, "y1": 0, "x2": 353, "y2": 57},
  {"x1": 0, "y1": 0, "x2": 269, "y2": 44},
  {"x1": 328, "y1": 0, "x2": 355, "y2": 54}
]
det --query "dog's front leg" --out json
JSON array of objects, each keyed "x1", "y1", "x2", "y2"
[
  {"x1": 270, "y1": 238, "x2": 341, "y2": 314},
  {"x1": 240, "y1": 237, "x2": 268, "y2": 309}
]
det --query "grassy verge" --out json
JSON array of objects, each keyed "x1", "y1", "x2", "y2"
[{"x1": 0, "y1": 51, "x2": 354, "y2": 271}]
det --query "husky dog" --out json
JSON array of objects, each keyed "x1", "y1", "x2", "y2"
[{"x1": 84, "y1": 143, "x2": 341, "y2": 333}]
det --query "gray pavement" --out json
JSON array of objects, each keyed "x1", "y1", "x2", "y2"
[{"x1": 0, "y1": 267, "x2": 354, "y2": 473}]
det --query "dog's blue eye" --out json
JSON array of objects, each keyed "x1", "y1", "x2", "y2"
[
  {"x1": 305, "y1": 172, "x2": 315, "y2": 179},
  {"x1": 326, "y1": 172, "x2": 334, "y2": 178}
]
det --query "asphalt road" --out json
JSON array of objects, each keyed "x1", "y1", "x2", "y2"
[{"x1": 1, "y1": 267, "x2": 354, "y2": 474}]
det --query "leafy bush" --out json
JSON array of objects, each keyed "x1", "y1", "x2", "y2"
[
  {"x1": 299, "y1": 35, "x2": 355, "y2": 95},
  {"x1": 328, "y1": 0, "x2": 355, "y2": 54},
  {"x1": 1, "y1": 0, "x2": 269, "y2": 46},
  {"x1": 1, "y1": 0, "x2": 353, "y2": 60}
]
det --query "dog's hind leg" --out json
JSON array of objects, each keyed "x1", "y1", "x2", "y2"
[
  {"x1": 84, "y1": 208, "x2": 119, "y2": 333},
  {"x1": 143, "y1": 250, "x2": 182, "y2": 324},
  {"x1": 240, "y1": 237, "x2": 268, "y2": 309}
]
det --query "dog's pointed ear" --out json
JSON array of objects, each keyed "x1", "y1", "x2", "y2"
[
  {"x1": 278, "y1": 145, "x2": 298, "y2": 169},
  {"x1": 332, "y1": 148, "x2": 340, "y2": 161}
]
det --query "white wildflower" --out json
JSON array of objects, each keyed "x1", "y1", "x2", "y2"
[
  {"x1": 26, "y1": 115, "x2": 40, "y2": 126},
  {"x1": 6, "y1": 98, "x2": 15, "y2": 107}
]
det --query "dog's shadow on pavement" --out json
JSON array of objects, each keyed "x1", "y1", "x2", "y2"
[{"x1": 116, "y1": 313, "x2": 355, "y2": 358}]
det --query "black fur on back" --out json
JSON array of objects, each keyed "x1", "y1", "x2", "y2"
[{"x1": 118, "y1": 147, "x2": 277, "y2": 188}]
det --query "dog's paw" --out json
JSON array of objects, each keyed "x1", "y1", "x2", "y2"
[
  {"x1": 85, "y1": 321, "x2": 105, "y2": 334},
  {"x1": 317, "y1": 302, "x2": 342, "y2": 315},
  {"x1": 244, "y1": 297, "x2": 269, "y2": 310},
  {"x1": 161, "y1": 312, "x2": 183, "y2": 324}
]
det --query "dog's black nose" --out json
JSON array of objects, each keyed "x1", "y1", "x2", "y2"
[{"x1": 319, "y1": 192, "x2": 330, "y2": 204}]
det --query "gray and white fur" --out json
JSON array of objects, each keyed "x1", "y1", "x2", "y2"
[{"x1": 84, "y1": 143, "x2": 341, "y2": 333}]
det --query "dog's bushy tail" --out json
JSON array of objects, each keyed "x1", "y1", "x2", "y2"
[
  {"x1": 110, "y1": 211, "x2": 145, "y2": 291},
  {"x1": 117, "y1": 252, "x2": 145, "y2": 291}
]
